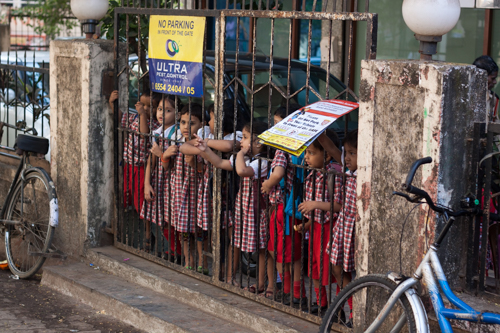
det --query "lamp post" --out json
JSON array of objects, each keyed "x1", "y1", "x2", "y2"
[
  {"x1": 402, "y1": 0, "x2": 461, "y2": 61},
  {"x1": 71, "y1": 0, "x2": 109, "y2": 39}
]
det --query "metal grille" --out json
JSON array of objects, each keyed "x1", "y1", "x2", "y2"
[
  {"x1": 0, "y1": 3, "x2": 81, "y2": 159},
  {"x1": 0, "y1": 50, "x2": 50, "y2": 158},
  {"x1": 468, "y1": 122, "x2": 500, "y2": 297},
  {"x1": 113, "y1": 2, "x2": 377, "y2": 324}
]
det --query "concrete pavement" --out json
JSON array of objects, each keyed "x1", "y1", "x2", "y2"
[{"x1": 0, "y1": 267, "x2": 144, "y2": 333}]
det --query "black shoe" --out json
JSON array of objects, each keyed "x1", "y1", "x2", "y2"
[
  {"x1": 310, "y1": 302, "x2": 328, "y2": 317},
  {"x1": 274, "y1": 289, "x2": 291, "y2": 305},
  {"x1": 292, "y1": 296, "x2": 308, "y2": 310}
]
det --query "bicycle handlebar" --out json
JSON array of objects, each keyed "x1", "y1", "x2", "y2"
[
  {"x1": 398, "y1": 157, "x2": 478, "y2": 217},
  {"x1": 0, "y1": 122, "x2": 38, "y2": 136},
  {"x1": 403, "y1": 157, "x2": 432, "y2": 189}
]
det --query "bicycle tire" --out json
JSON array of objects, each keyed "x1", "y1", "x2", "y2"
[
  {"x1": 319, "y1": 274, "x2": 417, "y2": 333},
  {"x1": 4, "y1": 168, "x2": 56, "y2": 279}
]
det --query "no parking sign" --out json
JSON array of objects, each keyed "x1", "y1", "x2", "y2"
[{"x1": 148, "y1": 16, "x2": 206, "y2": 97}]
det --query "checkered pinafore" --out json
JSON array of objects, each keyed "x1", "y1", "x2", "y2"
[
  {"x1": 196, "y1": 162, "x2": 212, "y2": 230},
  {"x1": 172, "y1": 151, "x2": 203, "y2": 233},
  {"x1": 140, "y1": 125, "x2": 178, "y2": 225},
  {"x1": 196, "y1": 130, "x2": 242, "y2": 231},
  {"x1": 329, "y1": 175, "x2": 357, "y2": 272},
  {"x1": 232, "y1": 155, "x2": 268, "y2": 252}
]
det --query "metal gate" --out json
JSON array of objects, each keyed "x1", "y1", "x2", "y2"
[
  {"x1": 467, "y1": 122, "x2": 500, "y2": 297},
  {"x1": 0, "y1": 6, "x2": 81, "y2": 159},
  {"x1": 113, "y1": 1, "x2": 377, "y2": 324}
]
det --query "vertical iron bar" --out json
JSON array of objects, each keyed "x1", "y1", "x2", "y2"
[
  {"x1": 479, "y1": 130, "x2": 493, "y2": 292},
  {"x1": 113, "y1": 7, "x2": 121, "y2": 245},
  {"x1": 212, "y1": 13, "x2": 225, "y2": 284},
  {"x1": 466, "y1": 123, "x2": 482, "y2": 290}
]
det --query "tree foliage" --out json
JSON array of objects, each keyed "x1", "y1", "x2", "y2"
[{"x1": 12, "y1": 0, "x2": 79, "y2": 40}]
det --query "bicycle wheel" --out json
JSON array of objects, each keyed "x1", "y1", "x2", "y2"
[
  {"x1": 320, "y1": 274, "x2": 417, "y2": 333},
  {"x1": 4, "y1": 168, "x2": 56, "y2": 278}
]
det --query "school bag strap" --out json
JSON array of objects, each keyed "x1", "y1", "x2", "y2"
[{"x1": 284, "y1": 152, "x2": 305, "y2": 235}]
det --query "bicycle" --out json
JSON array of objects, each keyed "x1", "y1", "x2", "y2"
[
  {"x1": 320, "y1": 157, "x2": 500, "y2": 332},
  {"x1": 0, "y1": 122, "x2": 61, "y2": 279}
]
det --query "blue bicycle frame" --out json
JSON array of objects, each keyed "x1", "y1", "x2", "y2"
[
  {"x1": 423, "y1": 246, "x2": 500, "y2": 332},
  {"x1": 365, "y1": 239, "x2": 500, "y2": 333}
]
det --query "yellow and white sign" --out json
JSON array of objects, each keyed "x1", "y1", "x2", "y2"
[{"x1": 148, "y1": 16, "x2": 206, "y2": 97}]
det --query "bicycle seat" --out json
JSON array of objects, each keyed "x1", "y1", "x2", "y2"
[{"x1": 16, "y1": 134, "x2": 49, "y2": 155}]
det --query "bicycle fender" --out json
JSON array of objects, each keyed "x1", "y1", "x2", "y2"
[
  {"x1": 49, "y1": 197, "x2": 58, "y2": 227},
  {"x1": 405, "y1": 288, "x2": 429, "y2": 333},
  {"x1": 26, "y1": 167, "x2": 58, "y2": 227}
]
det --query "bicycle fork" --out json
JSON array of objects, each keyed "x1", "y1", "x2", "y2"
[{"x1": 364, "y1": 248, "x2": 444, "y2": 333}]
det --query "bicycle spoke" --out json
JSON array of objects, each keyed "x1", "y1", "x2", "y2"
[
  {"x1": 321, "y1": 276, "x2": 415, "y2": 333},
  {"x1": 5, "y1": 171, "x2": 55, "y2": 278}
]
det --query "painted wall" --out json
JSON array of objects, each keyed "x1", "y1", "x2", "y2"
[{"x1": 357, "y1": 60, "x2": 486, "y2": 288}]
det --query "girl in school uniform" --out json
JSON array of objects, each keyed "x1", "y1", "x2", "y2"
[
  {"x1": 141, "y1": 95, "x2": 181, "y2": 256},
  {"x1": 195, "y1": 121, "x2": 269, "y2": 290},
  {"x1": 180, "y1": 102, "x2": 242, "y2": 275},
  {"x1": 168, "y1": 104, "x2": 205, "y2": 270}
]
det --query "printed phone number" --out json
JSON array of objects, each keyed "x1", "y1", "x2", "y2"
[{"x1": 154, "y1": 83, "x2": 196, "y2": 95}]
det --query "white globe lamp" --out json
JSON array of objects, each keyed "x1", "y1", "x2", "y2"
[
  {"x1": 402, "y1": 0, "x2": 461, "y2": 60},
  {"x1": 71, "y1": 0, "x2": 109, "y2": 39}
]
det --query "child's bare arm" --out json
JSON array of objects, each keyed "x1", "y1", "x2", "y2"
[
  {"x1": 198, "y1": 141, "x2": 233, "y2": 171},
  {"x1": 179, "y1": 141, "x2": 202, "y2": 155},
  {"x1": 109, "y1": 90, "x2": 122, "y2": 118},
  {"x1": 162, "y1": 145, "x2": 178, "y2": 170},
  {"x1": 207, "y1": 139, "x2": 240, "y2": 152},
  {"x1": 235, "y1": 149, "x2": 254, "y2": 177},
  {"x1": 333, "y1": 201, "x2": 342, "y2": 213},
  {"x1": 298, "y1": 200, "x2": 331, "y2": 214},
  {"x1": 261, "y1": 166, "x2": 285, "y2": 194},
  {"x1": 151, "y1": 142, "x2": 163, "y2": 159},
  {"x1": 318, "y1": 131, "x2": 342, "y2": 164},
  {"x1": 144, "y1": 156, "x2": 155, "y2": 202},
  {"x1": 138, "y1": 113, "x2": 150, "y2": 135}
]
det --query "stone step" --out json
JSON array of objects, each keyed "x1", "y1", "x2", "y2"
[
  {"x1": 43, "y1": 246, "x2": 320, "y2": 333},
  {"x1": 42, "y1": 262, "x2": 256, "y2": 333},
  {"x1": 85, "y1": 246, "x2": 320, "y2": 333}
]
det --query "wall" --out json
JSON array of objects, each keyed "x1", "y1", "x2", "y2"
[
  {"x1": 320, "y1": 0, "x2": 344, "y2": 80},
  {"x1": 357, "y1": 60, "x2": 486, "y2": 288},
  {"x1": 0, "y1": 24, "x2": 8, "y2": 52},
  {"x1": 50, "y1": 39, "x2": 125, "y2": 257}
]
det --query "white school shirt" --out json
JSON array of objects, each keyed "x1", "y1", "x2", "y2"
[
  {"x1": 151, "y1": 124, "x2": 182, "y2": 145},
  {"x1": 196, "y1": 126, "x2": 243, "y2": 141},
  {"x1": 229, "y1": 154, "x2": 268, "y2": 179}
]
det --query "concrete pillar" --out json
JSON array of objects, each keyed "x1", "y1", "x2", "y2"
[
  {"x1": 0, "y1": 24, "x2": 9, "y2": 52},
  {"x1": 320, "y1": 0, "x2": 344, "y2": 79},
  {"x1": 49, "y1": 39, "x2": 125, "y2": 257},
  {"x1": 356, "y1": 60, "x2": 486, "y2": 289}
]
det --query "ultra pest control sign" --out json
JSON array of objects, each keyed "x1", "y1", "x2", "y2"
[{"x1": 149, "y1": 16, "x2": 206, "y2": 97}]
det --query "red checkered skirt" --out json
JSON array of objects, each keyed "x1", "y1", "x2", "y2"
[
  {"x1": 173, "y1": 152, "x2": 202, "y2": 233},
  {"x1": 140, "y1": 159, "x2": 167, "y2": 225},
  {"x1": 197, "y1": 164, "x2": 212, "y2": 230},
  {"x1": 329, "y1": 177, "x2": 357, "y2": 272},
  {"x1": 233, "y1": 176, "x2": 268, "y2": 252}
]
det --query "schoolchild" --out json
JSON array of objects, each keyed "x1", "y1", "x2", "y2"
[
  {"x1": 180, "y1": 101, "x2": 242, "y2": 275},
  {"x1": 170, "y1": 104, "x2": 205, "y2": 270},
  {"x1": 329, "y1": 130, "x2": 358, "y2": 291},
  {"x1": 297, "y1": 129, "x2": 341, "y2": 315},
  {"x1": 140, "y1": 94, "x2": 182, "y2": 256},
  {"x1": 261, "y1": 104, "x2": 305, "y2": 303},
  {"x1": 196, "y1": 121, "x2": 269, "y2": 290},
  {"x1": 109, "y1": 88, "x2": 161, "y2": 213}
]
